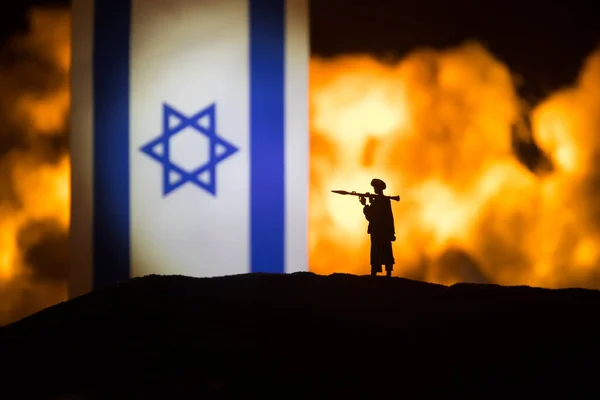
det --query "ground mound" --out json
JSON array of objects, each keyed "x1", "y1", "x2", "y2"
[{"x1": 2, "y1": 272, "x2": 600, "y2": 398}]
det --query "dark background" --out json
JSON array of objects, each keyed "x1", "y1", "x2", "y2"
[
  {"x1": 1, "y1": 0, "x2": 599, "y2": 97},
  {"x1": 311, "y1": 0, "x2": 599, "y2": 96}
]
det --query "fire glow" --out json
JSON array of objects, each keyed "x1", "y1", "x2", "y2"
[
  {"x1": 1, "y1": 8, "x2": 600, "y2": 324},
  {"x1": 310, "y1": 45, "x2": 600, "y2": 288}
]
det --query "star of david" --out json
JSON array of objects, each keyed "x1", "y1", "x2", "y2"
[{"x1": 139, "y1": 103, "x2": 239, "y2": 196}]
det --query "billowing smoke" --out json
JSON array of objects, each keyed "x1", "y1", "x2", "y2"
[
  {"x1": 310, "y1": 43, "x2": 600, "y2": 289},
  {"x1": 0, "y1": 8, "x2": 70, "y2": 325},
  {"x1": 1, "y1": 7, "x2": 599, "y2": 325}
]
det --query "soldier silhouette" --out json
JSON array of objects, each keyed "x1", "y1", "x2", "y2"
[{"x1": 360, "y1": 178, "x2": 396, "y2": 276}]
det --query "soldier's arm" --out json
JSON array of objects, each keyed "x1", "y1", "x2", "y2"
[{"x1": 363, "y1": 204, "x2": 372, "y2": 220}]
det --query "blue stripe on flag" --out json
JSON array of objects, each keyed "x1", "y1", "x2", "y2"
[
  {"x1": 250, "y1": 0, "x2": 286, "y2": 274},
  {"x1": 92, "y1": 0, "x2": 131, "y2": 290}
]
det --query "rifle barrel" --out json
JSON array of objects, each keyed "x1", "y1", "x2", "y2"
[{"x1": 331, "y1": 190, "x2": 400, "y2": 201}]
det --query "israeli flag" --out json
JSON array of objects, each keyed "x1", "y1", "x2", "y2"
[{"x1": 70, "y1": 0, "x2": 309, "y2": 297}]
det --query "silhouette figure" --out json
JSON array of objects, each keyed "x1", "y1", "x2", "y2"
[{"x1": 360, "y1": 178, "x2": 396, "y2": 277}]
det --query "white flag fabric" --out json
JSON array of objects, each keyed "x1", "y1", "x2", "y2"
[{"x1": 70, "y1": 0, "x2": 309, "y2": 297}]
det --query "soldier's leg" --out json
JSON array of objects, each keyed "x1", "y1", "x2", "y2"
[
  {"x1": 385, "y1": 265, "x2": 392, "y2": 277},
  {"x1": 369, "y1": 235, "x2": 377, "y2": 276},
  {"x1": 384, "y1": 240, "x2": 394, "y2": 277}
]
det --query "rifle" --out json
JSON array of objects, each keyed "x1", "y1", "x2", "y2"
[{"x1": 331, "y1": 190, "x2": 400, "y2": 202}]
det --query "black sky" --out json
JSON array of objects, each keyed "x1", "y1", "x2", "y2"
[{"x1": 1, "y1": 0, "x2": 599, "y2": 98}]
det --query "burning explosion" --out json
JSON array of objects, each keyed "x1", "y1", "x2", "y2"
[
  {"x1": 310, "y1": 43, "x2": 600, "y2": 288},
  {"x1": 0, "y1": 9, "x2": 70, "y2": 325},
  {"x1": 1, "y1": 7, "x2": 599, "y2": 324}
]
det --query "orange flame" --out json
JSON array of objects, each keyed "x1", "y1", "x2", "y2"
[
  {"x1": 310, "y1": 43, "x2": 600, "y2": 288},
  {"x1": 1, "y1": 8, "x2": 600, "y2": 325},
  {"x1": 0, "y1": 9, "x2": 71, "y2": 324}
]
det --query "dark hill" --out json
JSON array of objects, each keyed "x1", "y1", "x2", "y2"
[{"x1": 2, "y1": 272, "x2": 600, "y2": 399}]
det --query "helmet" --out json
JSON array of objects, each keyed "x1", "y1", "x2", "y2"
[{"x1": 370, "y1": 178, "x2": 386, "y2": 190}]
